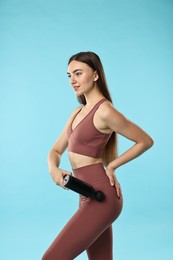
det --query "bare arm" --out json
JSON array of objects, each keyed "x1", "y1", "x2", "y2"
[
  {"x1": 48, "y1": 107, "x2": 81, "y2": 187},
  {"x1": 48, "y1": 129, "x2": 71, "y2": 187},
  {"x1": 100, "y1": 102, "x2": 154, "y2": 170},
  {"x1": 99, "y1": 102, "x2": 154, "y2": 193}
]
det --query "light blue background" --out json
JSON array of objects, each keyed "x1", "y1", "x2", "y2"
[{"x1": 0, "y1": 0, "x2": 172, "y2": 259}]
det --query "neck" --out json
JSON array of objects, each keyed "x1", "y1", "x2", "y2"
[{"x1": 84, "y1": 87, "x2": 105, "y2": 106}]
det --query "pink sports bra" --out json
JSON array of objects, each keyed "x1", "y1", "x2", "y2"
[{"x1": 67, "y1": 98, "x2": 112, "y2": 158}]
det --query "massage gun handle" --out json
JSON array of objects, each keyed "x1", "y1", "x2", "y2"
[
  {"x1": 63, "y1": 175, "x2": 95, "y2": 197},
  {"x1": 63, "y1": 175, "x2": 105, "y2": 202}
]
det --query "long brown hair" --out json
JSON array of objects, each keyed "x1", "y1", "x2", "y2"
[{"x1": 68, "y1": 51, "x2": 117, "y2": 165}]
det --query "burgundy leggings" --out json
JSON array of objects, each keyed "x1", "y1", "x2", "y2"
[{"x1": 42, "y1": 163, "x2": 123, "y2": 260}]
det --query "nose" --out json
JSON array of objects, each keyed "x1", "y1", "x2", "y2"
[{"x1": 70, "y1": 75, "x2": 76, "y2": 85}]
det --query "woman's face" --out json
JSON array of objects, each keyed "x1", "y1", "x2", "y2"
[{"x1": 67, "y1": 60, "x2": 98, "y2": 96}]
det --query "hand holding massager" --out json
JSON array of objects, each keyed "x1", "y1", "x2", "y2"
[{"x1": 63, "y1": 175, "x2": 105, "y2": 202}]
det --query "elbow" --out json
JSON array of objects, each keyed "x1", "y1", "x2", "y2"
[
  {"x1": 145, "y1": 136, "x2": 154, "y2": 150},
  {"x1": 47, "y1": 149, "x2": 61, "y2": 165},
  {"x1": 150, "y1": 137, "x2": 154, "y2": 147},
  {"x1": 48, "y1": 148, "x2": 61, "y2": 158}
]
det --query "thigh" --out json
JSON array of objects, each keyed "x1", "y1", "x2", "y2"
[
  {"x1": 42, "y1": 199, "x2": 110, "y2": 260},
  {"x1": 42, "y1": 163, "x2": 123, "y2": 260},
  {"x1": 42, "y1": 195, "x2": 117, "y2": 260},
  {"x1": 42, "y1": 206, "x2": 92, "y2": 260},
  {"x1": 87, "y1": 225, "x2": 113, "y2": 260}
]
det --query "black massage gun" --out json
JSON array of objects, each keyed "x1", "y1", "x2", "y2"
[{"x1": 63, "y1": 175, "x2": 105, "y2": 202}]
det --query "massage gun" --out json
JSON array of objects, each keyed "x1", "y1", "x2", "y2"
[{"x1": 63, "y1": 175, "x2": 105, "y2": 202}]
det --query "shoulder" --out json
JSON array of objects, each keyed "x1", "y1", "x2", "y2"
[
  {"x1": 63, "y1": 105, "x2": 83, "y2": 130},
  {"x1": 66, "y1": 105, "x2": 83, "y2": 123},
  {"x1": 98, "y1": 100, "x2": 127, "y2": 126},
  {"x1": 70, "y1": 105, "x2": 83, "y2": 117},
  {"x1": 98, "y1": 101, "x2": 118, "y2": 118}
]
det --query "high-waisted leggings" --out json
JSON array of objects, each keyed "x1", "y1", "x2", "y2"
[{"x1": 42, "y1": 163, "x2": 123, "y2": 260}]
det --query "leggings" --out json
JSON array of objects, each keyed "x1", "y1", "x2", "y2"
[{"x1": 42, "y1": 163, "x2": 123, "y2": 260}]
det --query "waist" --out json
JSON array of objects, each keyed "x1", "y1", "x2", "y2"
[
  {"x1": 72, "y1": 162, "x2": 106, "y2": 184},
  {"x1": 68, "y1": 151, "x2": 103, "y2": 169}
]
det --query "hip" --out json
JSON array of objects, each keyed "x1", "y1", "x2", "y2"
[{"x1": 73, "y1": 163, "x2": 123, "y2": 221}]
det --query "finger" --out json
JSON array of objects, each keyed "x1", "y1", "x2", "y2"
[
  {"x1": 61, "y1": 182, "x2": 68, "y2": 190},
  {"x1": 60, "y1": 177, "x2": 64, "y2": 187},
  {"x1": 119, "y1": 185, "x2": 122, "y2": 197},
  {"x1": 61, "y1": 174, "x2": 71, "y2": 190},
  {"x1": 115, "y1": 183, "x2": 121, "y2": 198},
  {"x1": 58, "y1": 174, "x2": 66, "y2": 188},
  {"x1": 118, "y1": 184, "x2": 122, "y2": 198},
  {"x1": 62, "y1": 171, "x2": 72, "y2": 177},
  {"x1": 116, "y1": 186, "x2": 120, "y2": 198},
  {"x1": 109, "y1": 175, "x2": 115, "y2": 186}
]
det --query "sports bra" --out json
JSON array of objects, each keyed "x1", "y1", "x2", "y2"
[{"x1": 67, "y1": 98, "x2": 112, "y2": 158}]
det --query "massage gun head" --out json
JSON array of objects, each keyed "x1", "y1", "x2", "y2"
[{"x1": 95, "y1": 191, "x2": 105, "y2": 202}]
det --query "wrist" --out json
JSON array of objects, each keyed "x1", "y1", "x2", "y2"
[
  {"x1": 107, "y1": 160, "x2": 118, "y2": 171},
  {"x1": 107, "y1": 162, "x2": 115, "y2": 171},
  {"x1": 49, "y1": 165, "x2": 58, "y2": 175}
]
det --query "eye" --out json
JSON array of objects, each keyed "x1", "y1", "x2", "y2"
[
  {"x1": 67, "y1": 74, "x2": 71, "y2": 78},
  {"x1": 75, "y1": 72, "x2": 82, "y2": 77}
]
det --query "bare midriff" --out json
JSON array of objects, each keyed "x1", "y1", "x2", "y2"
[{"x1": 68, "y1": 151, "x2": 103, "y2": 169}]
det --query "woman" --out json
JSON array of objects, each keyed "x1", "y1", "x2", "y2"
[{"x1": 42, "y1": 52, "x2": 153, "y2": 260}]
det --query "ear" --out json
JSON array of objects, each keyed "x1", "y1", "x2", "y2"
[{"x1": 93, "y1": 71, "x2": 99, "y2": 82}]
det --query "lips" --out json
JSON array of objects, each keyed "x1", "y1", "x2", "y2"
[{"x1": 73, "y1": 86, "x2": 80, "y2": 91}]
